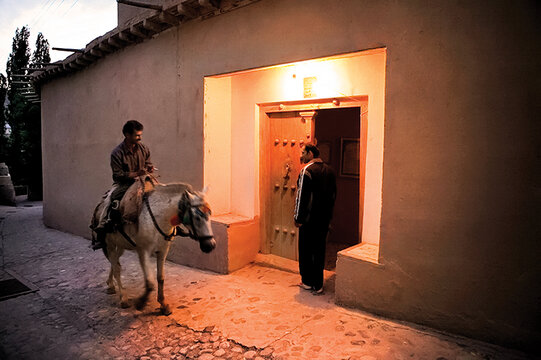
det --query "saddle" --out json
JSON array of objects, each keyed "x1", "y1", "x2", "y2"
[{"x1": 119, "y1": 175, "x2": 158, "y2": 225}]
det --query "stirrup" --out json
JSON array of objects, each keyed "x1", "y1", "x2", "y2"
[{"x1": 111, "y1": 200, "x2": 120, "y2": 210}]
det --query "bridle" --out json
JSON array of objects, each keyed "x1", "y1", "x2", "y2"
[
  {"x1": 143, "y1": 195, "x2": 176, "y2": 241},
  {"x1": 143, "y1": 190, "x2": 212, "y2": 242}
]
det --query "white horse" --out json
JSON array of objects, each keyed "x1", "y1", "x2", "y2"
[{"x1": 91, "y1": 182, "x2": 215, "y2": 315}]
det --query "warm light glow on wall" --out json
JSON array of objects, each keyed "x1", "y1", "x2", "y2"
[
  {"x1": 205, "y1": 48, "x2": 386, "y2": 246},
  {"x1": 283, "y1": 60, "x2": 341, "y2": 99}
]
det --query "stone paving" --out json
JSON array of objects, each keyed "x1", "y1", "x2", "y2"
[{"x1": 0, "y1": 202, "x2": 535, "y2": 360}]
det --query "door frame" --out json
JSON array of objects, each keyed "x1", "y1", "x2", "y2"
[{"x1": 258, "y1": 96, "x2": 368, "y2": 256}]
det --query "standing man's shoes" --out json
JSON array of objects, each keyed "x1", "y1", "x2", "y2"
[
  {"x1": 312, "y1": 287, "x2": 324, "y2": 295},
  {"x1": 298, "y1": 282, "x2": 312, "y2": 290}
]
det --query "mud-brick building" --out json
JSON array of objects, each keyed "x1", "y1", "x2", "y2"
[{"x1": 33, "y1": 0, "x2": 540, "y2": 353}]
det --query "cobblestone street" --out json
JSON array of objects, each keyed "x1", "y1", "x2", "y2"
[{"x1": 0, "y1": 202, "x2": 534, "y2": 359}]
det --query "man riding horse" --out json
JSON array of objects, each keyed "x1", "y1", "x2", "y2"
[
  {"x1": 90, "y1": 120, "x2": 215, "y2": 313},
  {"x1": 92, "y1": 120, "x2": 154, "y2": 250}
]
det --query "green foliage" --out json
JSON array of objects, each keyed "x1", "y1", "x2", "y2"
[
  {"x1": 6, "y1": 26, "x2": 31, "y2": 78},
  {"x1": 32, "y1": 33, "x2": 51, "y2": 66},
  {"x1": 0, "y1": 74, "x2": 7, "y2": 161},
  {"x1": 1, "y1": 26, "x2": 50, "y2": 200}
]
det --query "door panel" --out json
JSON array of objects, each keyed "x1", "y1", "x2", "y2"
[{"x1": 268, "y1": 112, "x2": 312, "y2": 260}]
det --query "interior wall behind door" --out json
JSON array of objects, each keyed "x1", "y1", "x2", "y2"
[{"x1": 315, "y1": 107, "x2": 360, "y2": 246}]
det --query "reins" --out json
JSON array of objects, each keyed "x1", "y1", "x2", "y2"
[
  {"x1": 118, "y1": 226, "x2": 137, "y2": 247},
  {"x1": 143, "y1": 195, "x2": 176, "y2": 241}
]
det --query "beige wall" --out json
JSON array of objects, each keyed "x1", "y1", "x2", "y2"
[
  {"x1": 41, "y1": 0, "x2": 540, "y2": 352},
  {"x1": 41, "y1": 27, "x2": 199, "y2": 235}
]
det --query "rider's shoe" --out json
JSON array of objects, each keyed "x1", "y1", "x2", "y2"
[{"x1": 91, "y1": 228, "x2": 106, "y2": 250}]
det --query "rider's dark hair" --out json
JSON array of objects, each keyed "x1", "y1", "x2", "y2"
[
  {"x1": 304, "y1": 143, "x2": 320, "y2": 157},
  {"x1": 122, "y1": 120, "x2": 144, "y2": 135}
]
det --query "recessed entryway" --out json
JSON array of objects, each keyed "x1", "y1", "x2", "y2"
[{"x1": 203, "y1": 48, "x2": 386, "y2": 272}]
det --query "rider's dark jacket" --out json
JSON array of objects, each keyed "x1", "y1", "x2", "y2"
[{"x1": 110, "y1": 140, "x2": 153, "y2": 186}]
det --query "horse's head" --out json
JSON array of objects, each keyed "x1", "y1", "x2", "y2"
[{"x1": 177, "y1": 188, "x2": 216, "y2": 253}]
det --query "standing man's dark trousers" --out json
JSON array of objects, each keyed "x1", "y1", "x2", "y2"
[{"x1": 298, "y1": 221, "x2": 329, "y2": 291}]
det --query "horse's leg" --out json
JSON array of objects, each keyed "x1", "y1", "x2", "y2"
[
  {"x1": 156, "y1": 242, "x2": 172, "y2": 315},
  {"x1": 109, "y1": 245, "x2": 129, "y2": 308},
  {"x1": 135, "y1": 249, "x2": 154, "y2": 310},
  {"x1": 106, "y1": 266, "x2": 115, "y2": 294}
]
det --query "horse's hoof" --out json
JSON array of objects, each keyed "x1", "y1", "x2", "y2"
[
  {"x1": 120, "y1": 301, "x2": 130, "y2": 309},
  {"x1": 160, "y1": 304, "x2": 172, "y2": 316},
  {"x1": 106, "y1": 287, "x2": 116, "y2": 294},
  {"x1": 135, "y1": 297, "x2": 147, "y2": 310}
]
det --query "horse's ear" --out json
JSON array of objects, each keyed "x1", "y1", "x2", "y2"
[{"x1": 201, "y1": 186, "x2": 210, "y2": 195}]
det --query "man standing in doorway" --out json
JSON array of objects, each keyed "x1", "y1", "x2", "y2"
[
  {"x1": 92, "y1": 120, "x2": 154, "y2": 250},
  {"x1": 294, "y1": 143, "x2": 337, "y2": 294}
]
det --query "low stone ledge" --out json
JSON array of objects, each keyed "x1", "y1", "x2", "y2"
[{"x1": 167, "y1": 214, "x2": 259, "y2": 274}]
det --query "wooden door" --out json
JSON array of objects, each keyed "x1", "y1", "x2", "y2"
[{"x1": 267, "y1": 111, "x2": 313, "y2": 260}]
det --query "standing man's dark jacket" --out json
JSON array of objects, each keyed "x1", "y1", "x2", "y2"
[{"x1": 294, "y1": 158, "x2": 337, "y2": 226}]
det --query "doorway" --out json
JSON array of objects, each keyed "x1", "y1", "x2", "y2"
[
  {"x1": 315, "y1": 107, "x2": 362, "y2": 270},
  {"x1": 260, "y1": 99, "x2": 367, "y2": 270},
  {"x1": 265, "y1": 110, "x2": 314, "y2": 260}
]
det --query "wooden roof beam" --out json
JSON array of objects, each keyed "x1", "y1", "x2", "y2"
[
  {"x1": 158, "y1": 11, "x2": 180, "y2": 26},
  {"x1": 143, "y1": 19, "x2": 163, "y2": 33},
  {"x1": 90, "y1": 48, "x2": 104, "y2": 58},
  {"x1": 98, "y1": 42, "x2": 115, "y2": 53},
  {"x1": 52, "y1": 47, "x2": 84, "y2": 53},
  {"x1": 67, "y1": 62, "x2": 83, "y2": 70},
  {"x1": 75, "y1": 57, "x2": 90, "y2": 66},
  {"x1": 177, "y1": 3, "x2": 198, "y2": 18},
  {"x1": 107, "y1": 36, "x2": 124, "y2": 49},
  {"x1": 33, "y1": 62, "x2": 62, "y2": 67},
  {"x1": 61, "y1": 63, "x2": 74, "y2": 72},
  {"x1": 48, "y1": 67, "x2": 63, "y2": 74},
  {"x1": 129, "y1": 25, "x2": 149, "y2": 39},
  {"x1": 81, "y1": 53, "x2": 98, "y2": 62},
  {"x1": 199, "y1": 0, "x2": 221, "y2": 10},
  {"x1": 118, "y1": 31, "x2": 137, "y2": 43}
]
